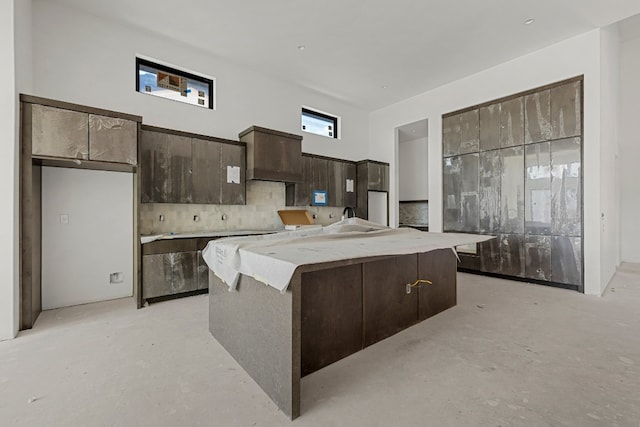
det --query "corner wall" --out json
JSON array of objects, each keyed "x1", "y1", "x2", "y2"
[
  {"x1": 1, "y1": 0, "x2": 17, "y2": 340},
  {"x1": 619, "y1": 34, "x2": 640, "y2": 263},
  {"x1": 599, "y1": 25, "x2": 621, "y2": 292},
  {"x1": 370, "y1": 30, "x2": 605, "y2": 295}
]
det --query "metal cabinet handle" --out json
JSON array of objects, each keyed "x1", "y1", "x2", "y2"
[{"x1": 406, "y1": 279, "x2": 432, "y2": 294}]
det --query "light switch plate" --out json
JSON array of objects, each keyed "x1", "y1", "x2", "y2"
[{"x1": 60, "y1": 214, "x2": 69, "y2": 224}]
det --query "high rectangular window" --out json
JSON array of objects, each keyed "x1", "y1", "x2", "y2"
[
  {"x1": 136, "y1": 57, "x2": 214, "y2": 109},
  {"x1": 302, "y1": 107, "x2": 339, "y2": 139}
]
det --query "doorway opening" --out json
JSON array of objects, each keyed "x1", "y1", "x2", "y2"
[{"x1": 396, "y1": 119, "x2": 429, "y2": 230}]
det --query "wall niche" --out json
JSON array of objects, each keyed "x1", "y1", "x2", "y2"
[{"x1": 442, "y1": 76, "x2": 583, "y2": 291}]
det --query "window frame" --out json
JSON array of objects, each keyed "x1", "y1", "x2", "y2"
[
  {"x1": 135, "y1": 57, "x2": 215, "y2": 110},
  {"x1": 301, "y1": 107, "x2": 339, "y2": 139}
]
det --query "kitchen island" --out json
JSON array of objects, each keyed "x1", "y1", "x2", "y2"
[{"x1": 204, "y1": 219, "x2": 492, "y2": 419}]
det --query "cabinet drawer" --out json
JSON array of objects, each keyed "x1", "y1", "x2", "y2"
[{"x1": 142, "y1": 238, "x2": 197, "y2": 255}]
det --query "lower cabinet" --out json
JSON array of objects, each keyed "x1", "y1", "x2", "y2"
[
  {"x1": 142, "y1": 237, "x2": 215, "y2": 300},
  {"x1": 300, "y1": 249, "x2": 458, "y2": 376},
  {"x1": 363, "y1": 254, "x2": 418, "y2": 347}
]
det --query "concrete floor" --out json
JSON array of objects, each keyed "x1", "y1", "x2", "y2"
[{"x1": 1, "y1": 268, "x2": 639, "y2": 427}]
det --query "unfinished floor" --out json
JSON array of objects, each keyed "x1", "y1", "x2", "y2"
[{"x1": 1, "y1": 267, "x2": 639, "y2": 427}]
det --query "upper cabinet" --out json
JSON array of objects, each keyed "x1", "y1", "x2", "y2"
[
  {"x1": 22, "y1": 96, "x2": 140, "y2": 166},
  {"x1": 286, "y1": 154, "x2": 357, "y2": 208},
  {"x1": 140, "y1": 126, "x2": 246, "y2": 205},
  {"x1": 358, "y1": 160, "x2": 389, "y2": 192},
  {"x1": 89, "y1": 115, "x2": 137, "y2": 164},
  {"x1": 239, "y1": 126, "x2": 302, "y2": 183}
]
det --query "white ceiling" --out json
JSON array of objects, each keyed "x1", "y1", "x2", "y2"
[{"x1": 48, "y1": 0, "x2": 640, "y2": 111}]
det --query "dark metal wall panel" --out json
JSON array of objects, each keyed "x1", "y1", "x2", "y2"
[
  {"x1": 167, "y1": 134, "x2": 193, "y2": 204},
  {"x1": 525, "y1": 235, "x2": 551, "y2": 281},
  {"x1": 443, "y1": 115, "x2": 461, "y2": 157},
  {"x1": 500, "y1": 146, "x2": 524, "y2": 234},
  {"x1": 500, "y1": 97, "x2": 524, "y2": 148},
  {"x1": 500, "y1": 234, "x2": 525, "y2": 278},
  {"x1": 551, "y1": 236, "x2": 582, "y2": 286},
  {"x1": 524, "y1": 90, "x2": 551, "y2": 144},
  {"x1": 479, "y1": 104, "x2": 501, "y2": 152},
  {"x1": 479, "y1": 150, "x2": 501, "y2": 233},
  {"x1": 551, "y1": 81, "x2": 582, "y2": 139},
  {"x1": 196, "y1": 251, "x2": 209, "y2": 290},
  {"x1": 459, "y1": 110, "x2": 479, "y2": 155},
  {"x1": 525, "y1": 142, "x2": 551, "y2": 235},
  {"x1": 551, "y1": 137, "x2": 581, "y2": 236}
]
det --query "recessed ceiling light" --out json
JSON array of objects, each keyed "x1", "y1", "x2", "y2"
[
  {"x1": 524, "y1": 18, "x2": 535, "y2": 25},
  {"x1": 297, "y1": 45, "x2": 306, "y2": 51},
  {"x1": 382, "y1": 85, "x2": 388, "y2": 89}
]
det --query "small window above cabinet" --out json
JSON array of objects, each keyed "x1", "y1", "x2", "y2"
[{"x1": 21, "y1": 95, "x2": 141, "y2": 171}]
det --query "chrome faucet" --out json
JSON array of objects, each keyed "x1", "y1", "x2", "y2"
[{"x1": 342, "y1": 206, "x2": 356, "y2": 220}]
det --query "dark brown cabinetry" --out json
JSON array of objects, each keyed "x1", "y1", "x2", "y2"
[
  {"x1": 140, "y1": 126, "x2": 246, "y2": 205},
  {"x1": 141, "y1": 237, "x2": 213, "y2": 300},
  {"x1": 301, "y1": 264, "x2": 362, "y2": 376},
  {"x1": 300, "y1": 249, "x2": 457, "y2": 376},
  {"x1": 356, "y1": 160, "x2": 389, "y2": 220},
  {"x1": 239, "y1": 126, "x2": 302, "y2": 182},
  {"x1": 442, "y1": 76, "x2": 583, "y2": 291},
  {"x1": 363, "y1": 254, "x2": 418, "y2": 347},
  {"x1": 26, "y1": 102, "x2": 138, "y2": 166},
  {"x1": 286, "y1": 154, "x2": 357, "y2": 207}
]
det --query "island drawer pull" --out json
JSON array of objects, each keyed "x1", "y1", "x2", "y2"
[{"x1": 405, "y1": 279, "x2": 432, "y2": 294}]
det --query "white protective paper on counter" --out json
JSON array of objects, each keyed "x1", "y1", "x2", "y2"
[{"x1": 202, "y1": 218, "x2": 494, "y2": 292}]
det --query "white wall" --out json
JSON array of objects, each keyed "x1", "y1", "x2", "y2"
[
  {"x1": 41, "y1": 168, "x2": 133, "y2": 309},
  {"x1": 30, "y1": 0, "x2": 369, "y2": 162},
  {"x1": 398, "y1": 137, "x2": 428, "y2": 201},
  {"x1": 370, "y1": 30, "x2": 606, "y2": 295},
  {"x1": 1, "y1": 0, "x2": 17, "y2": 340},
  {"x1": 619, "y1": 35, "x2": 640, "y2": 263},
  {"x1": 599, "y1": 26, "x2": 621, "y2": 292}
]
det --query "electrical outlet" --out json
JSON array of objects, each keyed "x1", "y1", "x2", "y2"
[
  {"x1": 159, "y1": 214, "x2": 164, "y2": 222},
  {"x1": 221, "y1": 214, "x2": 228, "y2": 221},
  {"x1": 60, "y1": 214, "x2": 69, "y2": 224},
  {"x1": 193, "y1": 215, "x2": 199, "y2": 222},
  {"x1": 109, "y1": 272, "x2": 124, "y2": 284}
]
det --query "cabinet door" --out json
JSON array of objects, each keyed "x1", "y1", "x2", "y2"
[
  {"x1": 363, "y1": 254, "x2": 418, "y2": 347},
  {"x1": 196, "y1": 250, "x2": 209, "y2": 290},
  {"x1": 170, "y1": 251, "x2": 198, "y2": 294},
  {"x1": 311, "y1": 157, "x2": 328, "y2": 196},
  {"x1": 344, "y1": 162, "x2": 357, "y2": 208},
  {"x1": 192, "y1": 138, "x2": 221, "y2": 204},
  {"x1": 294, "y1": 155, "x2": 314, "y2": 206},
  {"x1": 140, "y1": 130, "x2": 192, "y2": 203},
  {"x1": 142, "y1": 254, "x2": 173, "y2": 299},
  {"x1": 327, "y1": 160, "x2": 343, "y2": 207},
  {"x1": 88, "y1": 114, "x2": 137, "y2": 165},
  {"x1": 31, "y1": 104, "x2": 89, "y2": 159},
  {"x1": 301, "y1": 264, "x2": 363, "y2": 376},
  {"x1": 367, "y1": 163, "x2": 388, "y2": 192},
  {"x1": 417, "y1": 249, "x2": 457, "y2": 321},
  {"x1": 220, "y1": 143, "x2": 246, "y2": 205}
]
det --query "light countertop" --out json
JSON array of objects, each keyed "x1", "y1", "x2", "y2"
[{"x1": 140, "y1": 229, "x2": 280, "y2": 244}]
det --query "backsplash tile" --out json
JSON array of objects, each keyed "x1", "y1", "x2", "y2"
[
  {"x1": 140, "y1": 181, "x2": 345, "y2": 235},
  {"x1": 399, "y1": 201, "x2": 429, "y2": 226}
]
